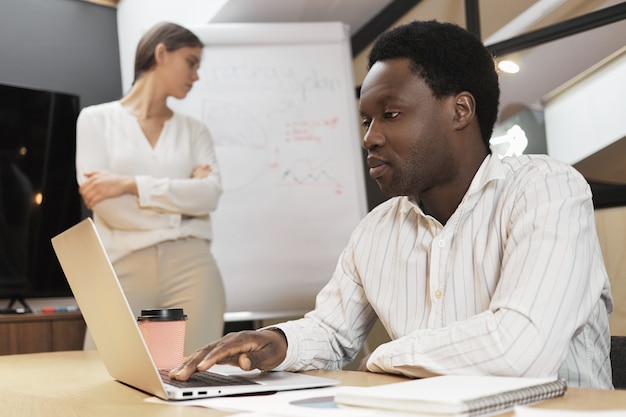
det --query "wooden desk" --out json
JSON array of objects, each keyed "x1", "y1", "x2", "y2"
[{"x1": 1, "y1": 350, "x2": 625, "y2": 417}]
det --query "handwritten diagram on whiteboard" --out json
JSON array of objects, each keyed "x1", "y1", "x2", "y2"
[{"x1": 170, "y1": 23, "x2": 367, "y2": 315}]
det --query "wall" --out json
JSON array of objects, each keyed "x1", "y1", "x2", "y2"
[
  {"x1": 595, "y1": 206, "x2": 626, "y2": 336},
  {"x1": 544, "y1": 46, "x2": 626, "y2": 171},
  {"x1": 0, "y1": 0, "x2": 122, "y2": 107},
  {"x1": 116, "y1": 0, "x2": 229, "y2": 93}
]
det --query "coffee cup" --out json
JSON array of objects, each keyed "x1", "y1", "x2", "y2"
[{"x1": 138, "y1": 308, "x2": 187, "y2": 370}]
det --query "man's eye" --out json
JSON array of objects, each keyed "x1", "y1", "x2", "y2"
[
  {"x1": 384, "y1": 112, "x2": 399, "y2": 119},
  {"x1": 361, "y1": 119, "x2": 371, "y2": 128}
]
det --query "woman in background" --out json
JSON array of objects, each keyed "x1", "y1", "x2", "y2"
[{"x1": 75, "y1": 22, "x2": 225, "y2": 355}]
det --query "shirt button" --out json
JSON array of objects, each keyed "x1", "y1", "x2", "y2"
[
  {"x1": 438, "y1": 240, "x2": 445, "y2": 248},
  {"x1": 434, "y1": 289, "x2": 443, "y2": 299}
]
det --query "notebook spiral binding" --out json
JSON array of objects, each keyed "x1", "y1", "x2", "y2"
[{"x1": 464, "y1": 379, "x2": 568, "y2": 417}]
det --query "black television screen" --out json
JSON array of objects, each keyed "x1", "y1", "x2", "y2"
[{"x1": 0, "y1": 83, "x2": 82, "y2": 303}]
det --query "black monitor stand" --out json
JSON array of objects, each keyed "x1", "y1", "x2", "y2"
[{"x1": 1, "y1": 296, "x2": 32, "y2": 314}]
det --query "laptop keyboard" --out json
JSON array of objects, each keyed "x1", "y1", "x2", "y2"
[{"x1": 159, "y1": 369, "x2": 260, "y2": 388}]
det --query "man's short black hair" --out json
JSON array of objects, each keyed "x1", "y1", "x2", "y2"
[{"x1": 368, "y1": 20, "x2": 500, "y2": 146}]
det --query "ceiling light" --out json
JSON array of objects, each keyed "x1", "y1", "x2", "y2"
[{"x1": 498, "y1": 60, "x2": 520, "y2": 74}]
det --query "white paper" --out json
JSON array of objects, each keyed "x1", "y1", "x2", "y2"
[
  {"x1": 146, "y1": 387, "x2": 414, "y2": 416},
  {"x1": 146, "y1": 387, "x2": 626, "y2": 417},
  {"x1": 514, "y1": 406, "x2": 626, "y2": 417}
]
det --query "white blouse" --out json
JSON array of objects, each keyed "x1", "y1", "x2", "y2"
[
  {"x1": 75, "y1": 101, "x2": 222, "y2": 263},
  {"x1": 274, "y1": 153, "x2": 614, "y2": 389}
]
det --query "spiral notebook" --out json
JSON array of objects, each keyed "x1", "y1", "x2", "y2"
[{"x1": 334, "y1": 375, "x2": 567, "y2": 416}]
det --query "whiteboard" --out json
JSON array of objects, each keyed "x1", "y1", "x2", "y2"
[{"x1": 169, "y1": 22, "x2": 367, "y2": 317}]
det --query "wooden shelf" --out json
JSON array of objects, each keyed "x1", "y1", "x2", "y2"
[{"x1": 0, "y1": 312, "x2": 86, "y2": 355}]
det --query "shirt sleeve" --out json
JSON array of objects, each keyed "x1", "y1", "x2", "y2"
[
  {"x1": 272, "y1": 240, "x2": 379, "y2": 371},
  {"x1": 366, "y1": 163, "x2": 610, "y2": 379}
]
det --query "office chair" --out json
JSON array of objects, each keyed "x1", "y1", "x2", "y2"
[{"x1": 611, "y1": 336, "x2": 626, "y2": 389}]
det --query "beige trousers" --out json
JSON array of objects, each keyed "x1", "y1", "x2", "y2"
[{"x1": 84, "y1": 238, "x2": 226, "y2": 356}]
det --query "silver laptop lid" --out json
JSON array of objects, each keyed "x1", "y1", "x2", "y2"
[{"x1": 51, "y1": 218, "x2": 169, "y2": 399}]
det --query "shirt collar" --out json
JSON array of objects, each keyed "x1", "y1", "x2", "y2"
[
  {"x1": 465, "y1": 151, "x2": 506, "y2": 197},
  {"x1": 406, "y1": 151, "x2": 506, "y2": 216}
]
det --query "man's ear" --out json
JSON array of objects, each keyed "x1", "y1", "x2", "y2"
[{"x1": 453, "y1": 92, "x2": 476, "y2": 131}]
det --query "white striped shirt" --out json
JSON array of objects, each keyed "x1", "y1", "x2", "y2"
[{"x1": 274, "y1": 153, "x2": 613, "y2": 388}]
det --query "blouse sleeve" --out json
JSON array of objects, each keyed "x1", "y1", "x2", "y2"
[
  {"x1": 76, "y1": 107, "x2": 221, "y2": 230},
  {"x1": 134, "y1": 119, "x2": 222, "y2": 216}
]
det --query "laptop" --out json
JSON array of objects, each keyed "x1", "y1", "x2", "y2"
[{"x1": 51, "y1": 218, "x2": 338, "y2": 400}]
